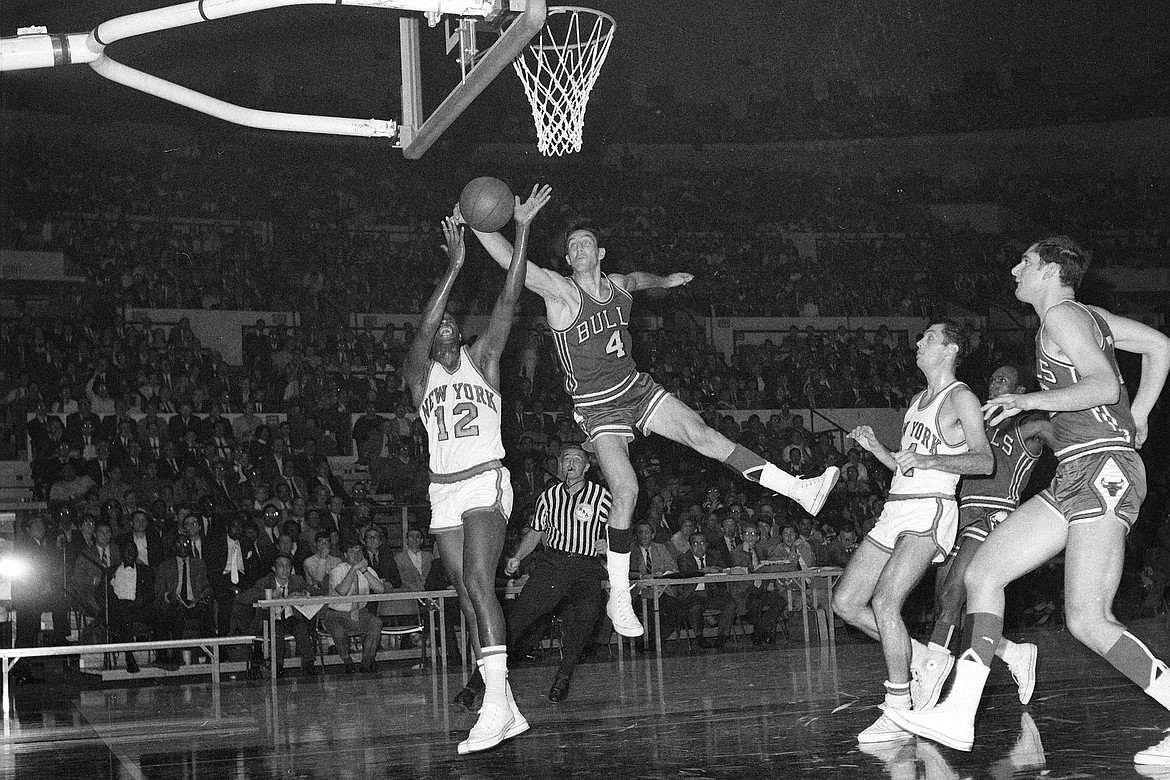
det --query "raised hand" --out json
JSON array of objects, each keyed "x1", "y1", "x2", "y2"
[
  {"x1": 513, "y1": 184, "x2": 553, "y2": 226},
  {"x1": 440, "y1": 216, "x2": 465, "y2": 271}
]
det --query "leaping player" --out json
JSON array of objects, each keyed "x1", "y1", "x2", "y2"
[
  {"x1": 464, "y1": 216, "x2": 839, "y2": 639},
  {"x1": 405, "y1": 185, "x2": 551, "y2": 755},
  {"x1": 887, "y1": 237, "x2": 1170, "y2": 764},
  {"x1": 913, "y1": 364, "x2": 1052, "y2": 711}
]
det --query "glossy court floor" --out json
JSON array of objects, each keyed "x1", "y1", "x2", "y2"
[{"x1": 3, "y1": 620, "x2": 1169, "y2": 780}]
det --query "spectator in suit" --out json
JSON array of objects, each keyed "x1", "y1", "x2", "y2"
[
  {"x1": 363, "y1": 526, "x2": 402, "y2": 597},
  {"x1": 69, "y1": 520, "x2": 115, "y2": 619},
  {"x1": 102, "y1": 539, "x2": 155, "y2": 673},
  {"x1": 157, "y1": 441, "x2": 186, "y2": 482},
  {"x1": 321, "y1": 494, "x2": 352, "y2": 545},
  {"x1": 13, "y1": 515, "x2": 71, "y2": 666},
  {"x1": 237, "y1": 554, "x2": 320, "y2": 676},
  {"x1": 140, "y1": 416, "x2": 167, "y2": 462},
  {"x1": 310, "y1": 459, "x2": 349, "y2": 504},
  {"x1": 205, "y1": 516, "x2": 264, "y2": 636},
  {"x1": 208, "y1": 461, "x2": 242, "y2": 511},
  {"x1": 117, "y1": 509, "x2": 165, "y2": 568},
  {"x1": 676, "y1": 532, "x2": 736, "y2": 650},
  {"x1": 83, "y1": 440, "x2": 114, "y2": 493},
  {"x1": 173, "y1": 464, "x2": 211, "y2": 508},
  {"x1": 66, "y1": 396, "x2": 102, "y2": 442},
  {"x1": 255, "y1": 503, "x2": 283, "y2": 563},
  {"x1": 69, "y1": 418, "x2": 103, "y2": 462},
  {"x1": 154, "y1": 536, "x2": 214, "y2": 665},
  {"x1": 394, "y1": 528, "x2": 433, "y2": 592},
  {"x1": 167, "y1": 401, "x2": 202, "y2": 443},
  {"x1": 631, "y1": 521, "x2": 687, "y2": 647},
  {"x1": 728, "y1": 523, "x2": 787, "y2": 645},
  {"x1": 48, "y1": 461, "x2": 96, "y2": 506},
  {"x1": 117, "y1": 438, "x2": 147, "y2": 484}
]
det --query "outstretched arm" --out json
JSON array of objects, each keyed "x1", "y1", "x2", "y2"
[
  {"x1": 609, "y1": 271, "x2": 694, "y2": 292},
  {"x1": 403, "y1": 217, "x2": 464, "y2": 404},
  {"x1": 1092, "y1": 306, "x2": 1170, "y2": 447},
  {"x1": 471, "y1": 186, "x2": 553, "y2": 385},
  {"x1": 464, "y1": 185, "x2": 568, "y2": 302}
]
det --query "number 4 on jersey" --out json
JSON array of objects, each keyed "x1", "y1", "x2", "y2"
[{"x1": 606, "y1": 331, "x2": 626, "y2": 358}]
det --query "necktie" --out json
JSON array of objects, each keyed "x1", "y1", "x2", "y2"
[
  {"x1": 700, "y1": 556, "x2": 705, "y2": 568},
  {"x1": 193, "y1": 540, "x2": 201, "y2": 559},
  {"x1": 100, "y1": 547, "x2": 109, "y2": 567},
  {"x1": 179, "y1": 559, "x2": 192, "y2": 601},
  {"x1": 279, "y1": 585, "x2": 290, "y2": 619}
]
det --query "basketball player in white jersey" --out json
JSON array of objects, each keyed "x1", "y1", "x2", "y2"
[
  {"x1": 833, "y1": 319, "x2": 993, "y2": 744},
  {"x1": 405, "y1": 185, "x2": 551, "y2": 755}
]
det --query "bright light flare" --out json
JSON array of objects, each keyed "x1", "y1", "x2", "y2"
[{"x1": 0, "y1": 555, "x2": 30, "y2": 580}]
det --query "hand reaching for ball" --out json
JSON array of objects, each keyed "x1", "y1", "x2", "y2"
[
  {"x1": 513, "y1": 184, "x2": 553, "y2": 226},
  {"x1": 440, "y1": 216, "x2": 465, "y2": 270}
]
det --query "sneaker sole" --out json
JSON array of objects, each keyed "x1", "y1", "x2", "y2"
[
  {"x1": 856, "y1": 729, "x2": 913, "y2": 744},
  {"x1": 1135, "y1": 754, "x2": 1170, "y2": 766},
  {"x1": 607, "y1": 603, "x2": 645, "y2": 637},
  {"x1": 803, "y1": 467, "x2": 840, "y2": 516},
  {"x1": 913, "y1": 655, "x2": 955, "y2": 711},
  {"x1": 884, "y1": 710, "x2": 973, "y2": 752},
  {"x1": 1013, "y1": 644, "x2": 1037, "y2": 705},
  {"x1": 458, "y1": 724, "x2": 513, "y2": 755},
  {"x1": 504, "y1": 717, "x2": 530, "y2": 740}
]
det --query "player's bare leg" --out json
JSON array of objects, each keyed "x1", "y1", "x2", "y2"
[
  {"x1": 646, "y1": 396, "x2": 839, "y2": 516},
  {"x1": 437, "y1": 515, "x2": 528, "y2": 754},
  {"x1": 591, "y1": 434, "x2": 644, "y2": 637},
  {"x1": 835, "y1": 533, "x2": 938, "y2": 742},
  {"x1": 887, "y1": 497, "x2": 1066, "y2": 750}
]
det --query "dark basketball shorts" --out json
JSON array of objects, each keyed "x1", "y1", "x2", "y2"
[
  {"x1": 1039, "y1": 449, "x2": 1146, "y2": 530},
  {"x1": 571, "y1": 372, "x2": 670, "y2": 444},
  {"x1": 954, "y1": 504, "x2": 1012, "y2": 546}
]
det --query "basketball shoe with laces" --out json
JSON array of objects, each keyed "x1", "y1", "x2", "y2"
[
  {"x1": 1000, "y1": 641, "x2": 1038, "y2": 704},
  {"x1": 457, "y1": 703, "x2": 516, "y2": 755},
  {"x1": 607, "y1": 587, "x2": 644, "y2": 637},
  {"x1": 791, "y1": 466, "x2": 840, "y2": 517}
]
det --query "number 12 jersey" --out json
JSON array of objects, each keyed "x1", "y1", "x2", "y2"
[{"x1": 418, "y1": 347, "x2": 504, "y2": 476}]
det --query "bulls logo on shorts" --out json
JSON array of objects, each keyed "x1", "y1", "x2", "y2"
[{"x1": 1092, "y1": 457, "x2": 1131, "y2": 513}]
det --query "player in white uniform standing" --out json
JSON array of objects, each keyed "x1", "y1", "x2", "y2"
[
  {"x1": 405, "y1": 185, "x2": 551, "y2": 755},
  {"x1": 833, "y1": 320, "x2": 993, "y2": 743}
]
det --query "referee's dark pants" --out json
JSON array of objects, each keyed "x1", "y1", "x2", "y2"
[{"x1": 508, "y1": 548, "x2": 604, "y2": 676}]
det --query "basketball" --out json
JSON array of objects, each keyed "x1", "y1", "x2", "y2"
[{"x1": 459, "y1": 177, "x2": 515, "y2": 232}]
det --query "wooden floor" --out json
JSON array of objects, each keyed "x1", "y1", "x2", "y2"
[{"x1": 3, "y1": 619, "x2": 1168, "y2": 780}]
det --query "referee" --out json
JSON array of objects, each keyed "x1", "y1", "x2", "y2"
[{"x1": 503, "y1": 442, "x2": 611, "y2": 703}]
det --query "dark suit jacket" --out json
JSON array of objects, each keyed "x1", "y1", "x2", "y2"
[
  {"x1": 167, "y1": 413, "x2": 203, "y2": 443},
  {"x1": 675, "y1": 550, "x2": 726, "y2": 598},
  {"x1": 115, "y1": 530, "x2": 166, "y2": 568},
  {"x1": 236, "y1": 572, "x2": 319, "y2": 607},
  {"x1": 204, "y1": 534, "x2": 264, "y2": 590},
  {"x1": 103, "y1": 564, "x2": 155, "y2": 610},
  {"x1": 365, "y1": 549, "x2": 402, "y2": 590},
  {"x1": 154, "y1": 556, "x2": 212, "y2": 604},
  {"x1": 85, "y1": 458, "x2": 115, "y2": 487}
]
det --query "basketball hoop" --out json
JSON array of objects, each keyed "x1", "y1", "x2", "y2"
[{"x1": 511, "y1": 6, "x2": 615, "y2": 156}]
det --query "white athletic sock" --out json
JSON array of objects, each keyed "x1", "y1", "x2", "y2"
[
  {"x1": 884, "y1": 680, "x2": 912, "y2": 711},
  {"x1": 606, "y1": 550, "x2": 631, "y2": 597},
  {"x1": 756, "y1": 462, "x2": 800, "y2": 497},
  {"x1": 481, "y1": 646, "x2": 508, "y2": 709}
]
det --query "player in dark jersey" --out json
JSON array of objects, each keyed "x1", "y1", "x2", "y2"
[
  {"x1": 911, "y1": 364, "x2": 1052, "y2": 711},
  {"x1": 889, "y1": 237, "x2": 1170, "y2": 765},
  {"x1": 465, "y1": 216, "x2": 839, "y2": 638}
]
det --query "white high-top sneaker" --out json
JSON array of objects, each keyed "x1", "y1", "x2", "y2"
[
  {"x1": 792, "y1": 466, "x2": 840, "y2": 516},
  {"x1": 911, "y1": 645, "x2": 954, "y2": 711},
  {"x1": 887, "y1": 656, "x2": 990, "y2": 752},
  {"x1": 457, "y1": 702, "x2": 515, "y2": 755},
  {"x1": 1000, "y1": 641, "x2": 1038, "y2": 705}
]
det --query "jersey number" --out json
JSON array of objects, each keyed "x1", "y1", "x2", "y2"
[
  {"x1": 605, "y1": 331, "x2": 627, "y2": 358},
  {"x1": 434, "y1": 402, "x2": 479, "y2": 441}
]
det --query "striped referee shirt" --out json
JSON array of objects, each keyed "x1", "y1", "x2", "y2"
[{"x1": 532, "y1": 479, "x2": 612, "y2": 556}]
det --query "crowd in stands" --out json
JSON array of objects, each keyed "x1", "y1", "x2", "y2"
[{"x1": 4, "y1": 124, "x2": 1167, "y2": 326}]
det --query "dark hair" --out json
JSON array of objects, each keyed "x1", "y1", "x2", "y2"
[
  {"x1": 314, "y1": 530, "x2": 331, "y2": 542},
  {"x1": 688, "y1": 531, "x2": 706, "y2": 545},
  {"x1": 561, "y1": 219, "x2": 601, "y2": 257},
  {"x1": 938, "y1": 318, "x2": 973, "y2": 368},
  {"x1": 272, "y1": 553, "x2": 294, "y2": 567},
  {"x1": 1031, "y1": 235, "x2": 1091, "y2": 290}
]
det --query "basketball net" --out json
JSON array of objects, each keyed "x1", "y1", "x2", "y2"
[{"x1": 512, "y1": 7, "x2": 615, "y2": 156}]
